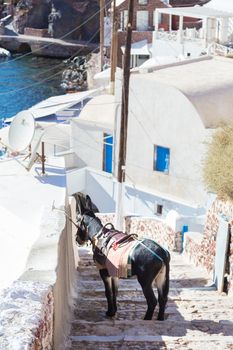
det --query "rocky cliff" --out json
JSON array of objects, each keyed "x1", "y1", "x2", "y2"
[{"x1": 13, "y1": 0, "x2": 101, "y2": 42}]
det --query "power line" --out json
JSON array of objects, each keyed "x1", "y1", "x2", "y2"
[
  {"x1": 0, "y1": 25, "x2": 112, "y2": 96},
  {"x1": 0, "y1": 0, "x2": 112, "y2": 67}
]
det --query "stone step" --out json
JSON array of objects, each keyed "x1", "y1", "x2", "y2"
[
  {"x1": 73, "y1": 302, "x2": 233, "y2": 322},
  {"x1": 77, "y1": 288, "x2": 227, "y2": 302},
  {"x1": 68, "y1": 249, "x2": 232, "y2": 350},
  {"x1": 69, "y1": 320, "x2": 233, "y2": 349},
  {"x1": 68, "y1": 337, "x2": 233, "y2": 350}
]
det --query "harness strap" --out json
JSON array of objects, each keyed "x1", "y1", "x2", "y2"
[
  {"x1": 92, "y1": 222, "x2": 114, "y2": 242},
  {"x1": 134, "y1": 239, "x2": 165, "y2": 263}
]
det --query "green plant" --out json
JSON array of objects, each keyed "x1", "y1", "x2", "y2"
[{"x1": 203, "y1": 123, "x2": 233, "y2": 200}]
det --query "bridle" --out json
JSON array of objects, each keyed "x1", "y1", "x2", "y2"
[{"x1": 76, "y1": 212, "x2": 109, "y2": 245}]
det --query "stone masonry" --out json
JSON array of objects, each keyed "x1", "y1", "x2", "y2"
[
  {"x1": 184, "y1": 198, "x2": 233, "y2": 294},
  {"x1": 97, "y1": 213, "x2": 182, "y2": 252}
]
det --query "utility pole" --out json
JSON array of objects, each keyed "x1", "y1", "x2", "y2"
[
  {"x1": 115, "y1": 0, "x2": 134, "y2": 230},
  {"x1": 99, "y1": 0, "x2": 105, "y2": 71},
  {"x1": 110, "y1": 0, "x2": 118, "y2": 94},
  {"x1": 118, "y1": 0, "x2": 134, "y2": 183}
]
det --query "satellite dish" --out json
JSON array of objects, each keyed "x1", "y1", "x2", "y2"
[{"x1": 8, "y1": 111, "x2": 35, "y2": 152}]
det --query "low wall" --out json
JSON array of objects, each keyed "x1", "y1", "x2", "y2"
[
  {"x1": 183, "y1": 198, "x2": 233, "y2": 294},
  {"x1": 97, "y1": 213, "x2": 182, "y2": 252},
  {"x1": 0, "y1": 198, "x2": 79, "y2": 350},
  {"x1": 125, "y1": 216, "x2": 182, "y2": 252}
]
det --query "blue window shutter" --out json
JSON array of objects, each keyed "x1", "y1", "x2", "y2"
[
  {"x1": 155, "y1": 146, "x2": 170, "y2": 173},
  {"x1": 104, "y1": 134, "x2": 113, "y2": 173}
]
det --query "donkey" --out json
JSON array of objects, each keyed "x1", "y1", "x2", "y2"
[{"x1": 75, "y1": 194, "x2": 170, "y2": 321}]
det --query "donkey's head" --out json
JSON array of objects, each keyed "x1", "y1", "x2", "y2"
[{"x1": 75, "y1": 194, "x2": 97, "y2": 246}]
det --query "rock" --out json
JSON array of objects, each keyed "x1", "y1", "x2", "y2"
[{"x1": 13, "y1": 0, "x2": 101, "y2": 42}]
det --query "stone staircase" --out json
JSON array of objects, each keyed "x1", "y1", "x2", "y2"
[{"x1": 67, "y1": 247, "x2": 233, "y2": 350}]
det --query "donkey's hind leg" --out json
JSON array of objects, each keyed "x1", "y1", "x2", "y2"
[
  {"x1": 137, "y1": 276, "x2": 157, "y2": 320},
  {"x1": 156, "y1": 264, "x2": 170, "y2": 321},
  {"x1": 99, "y1": 269, "x2": 118, "y2": 317}
]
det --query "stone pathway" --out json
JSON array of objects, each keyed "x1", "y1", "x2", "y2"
[{"x1": 67, "y1": 247, "x2": 233, "y2": 350}]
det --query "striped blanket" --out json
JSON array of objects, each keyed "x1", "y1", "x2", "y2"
[
  {"x1": 93, "y1": 232, "x2": 139, "y2": 278},
  {"x1": 105, "y1": 239, "x2": 139, "y2": 278}
]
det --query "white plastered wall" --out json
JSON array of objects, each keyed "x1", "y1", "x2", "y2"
[
  {"x1": 126, "y1": 73, "x2": 210, "y2": 207},
  {"x1": 71, "y1": 119, "x2": 113, "y2": 170}
]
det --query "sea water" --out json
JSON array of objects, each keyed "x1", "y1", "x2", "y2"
[{"x1": 0, "y1": 54, "x2": 65, "y2": 125}]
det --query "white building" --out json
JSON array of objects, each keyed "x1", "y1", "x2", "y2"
[
  {"x1": 153, "y1": 6, "x2": 233, "y2": 58},
  {"x1": 70, "y1": 94, "x2": 119, "y2": 173},
  {"x1": 68, "y1": 56, "x2": 233, "y2": 220},
  {"x1": 125, "y1": 56, "x2": 233, "y2": 208}
]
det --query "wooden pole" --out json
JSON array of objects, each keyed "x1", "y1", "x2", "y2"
[
  {"x1": 41, "y1": 142, "x2": 45, "y2": 175},
  {"x1": 110, "y1": 0, "x2": 117, "y2": 94},
  {"x1": 99, "y1": 0, "x2": 105, "y2": 71},
  {"x1": 117, "y1": 0, "x2": 134, "y2": 183}
]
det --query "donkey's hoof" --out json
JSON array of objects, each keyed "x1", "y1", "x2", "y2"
[
  {"x1": 106, "y1": 311, "x2": 116, "y2": 318},
  {"x1": 143, "y1": 316, "x2": 153, "y2": 320},
  {"x1": 157, "y1": 315, "x2": 165, "y2": 321}
]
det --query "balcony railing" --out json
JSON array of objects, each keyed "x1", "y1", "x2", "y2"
[{"x1": 155, "y1": 28, "x2": 204, "y2": 42}]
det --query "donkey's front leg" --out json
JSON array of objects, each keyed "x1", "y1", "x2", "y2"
[
  {"x1": 99, "y1": 269, "x2": 117, "y2": 317},
  {"x1": 112, "y1": 276, "x2": 119, "y2": 314}
]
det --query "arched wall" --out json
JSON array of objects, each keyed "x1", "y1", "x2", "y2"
[{"x1": 126, "y1": 73, "x2": 211, "y2": 207}]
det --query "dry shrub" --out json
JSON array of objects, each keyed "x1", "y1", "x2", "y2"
[{"x1": 203, "y1": 123, "x2": 233, "y2": 200}]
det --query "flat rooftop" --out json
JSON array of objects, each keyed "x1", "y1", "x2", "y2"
[{"x1": 156, "y1": 6, "x2": 233, "y2": 18}]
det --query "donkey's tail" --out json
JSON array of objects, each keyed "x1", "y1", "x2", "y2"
[
  {"x1": 163, "y1": 258, "x2": 170, "y2": 299},
  {"x1": 154, "y1": 255, "x2": 170, "y2": 299}
]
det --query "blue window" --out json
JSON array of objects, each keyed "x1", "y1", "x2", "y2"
[
  {"x1": 154, "y1": 145, "x2": 170, "y2": 174},
  {"x1": 103, "y1": 133, "x2": 113, "y2": 173}
]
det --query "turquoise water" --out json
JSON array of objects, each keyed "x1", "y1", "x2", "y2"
[{"x1": 0, "y1": 55, "x2": 65, "y2": 123}]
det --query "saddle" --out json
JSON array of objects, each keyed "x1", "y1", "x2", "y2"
[{"x1": 93, "y1": 224, "x2": 137, "y2": 266}]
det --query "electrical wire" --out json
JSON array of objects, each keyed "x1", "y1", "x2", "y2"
[
  {"x1": 0, "y1": 24, "x2": 112, "y2": 96},
  {"x1": 0, "y1": 0, "x2": 113, "y2": 67}
]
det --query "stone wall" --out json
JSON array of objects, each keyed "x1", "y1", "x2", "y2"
[
  {"x1": 0, "y1": 282, "x2": 54, "y2": 349},
  {"x1": 97, "y1": 213, "x2": 182, "y2": 252},
  {"x1": 125, "y1": 216, "x2": 182, "y2": 252},
  {"x1": 24, "y1": 27, "x2": 50, "y2": 37},
  {"x1": 183, "y1": 198, "x2": 233, "y2": 294},
  {"x1": 29, "y1": 289, "x2": 54, "y2": 350}
]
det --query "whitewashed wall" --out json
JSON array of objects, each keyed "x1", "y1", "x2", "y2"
[
  {"x1": 71, "y1": 119, "x2": 113, "y2": 170},
  {"x1": 125, "y1": 73, "x2": 210, "y2": 208},
  {"x1": 66, "y1": 167, "x2": 205, "y2": 232}
]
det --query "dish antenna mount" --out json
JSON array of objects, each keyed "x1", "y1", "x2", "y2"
[
  {"x1": 8, "y1": 110, "x2": 35, "y2": 152},
  {"x1": 4, "y1": 110, "x2": 46, "y2": 173}
]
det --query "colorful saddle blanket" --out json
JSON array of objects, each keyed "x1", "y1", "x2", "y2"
[{"x1": 93, "y1": 228, "x2": 139, "y2": 278}]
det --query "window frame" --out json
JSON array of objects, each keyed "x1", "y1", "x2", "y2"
[
  {"x1": 153, "y1": 145, "x2": 170, "y2": 174},
  {"x1": 138, "y1": 0, "x2": 148, "y2": 5}
]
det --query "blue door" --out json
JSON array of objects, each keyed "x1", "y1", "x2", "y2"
[{"x1": 103, "y1": 134, "x2": 113, "y2": 173}]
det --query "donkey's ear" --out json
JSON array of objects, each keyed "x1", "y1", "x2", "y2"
[
  {"x1": 85, "y1": 195, "x2": 93, "y2": 211},
  {"x1": 76, "y1": 194, "x2": 85, "y2": 214}
]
